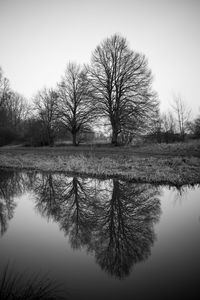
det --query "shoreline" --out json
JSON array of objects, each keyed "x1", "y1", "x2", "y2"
[{"x1": 0, "y1": 147, "x2": 200, "y2": 186}]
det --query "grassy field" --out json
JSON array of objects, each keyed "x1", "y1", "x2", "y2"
[{"x1": 0, "y1": 140, "x2": 200, "y2": 186}]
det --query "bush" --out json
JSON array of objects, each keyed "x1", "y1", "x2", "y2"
[
  {"x1": 23, "y1": 119, "x2": 50, "y2": 147},
  {"x1": 0, "y1": 128, "x2": 16, "y2": 146}
]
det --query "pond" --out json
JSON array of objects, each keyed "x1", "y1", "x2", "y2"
[{"x1": 0, "y1": 169, "x2": 199, "y2": 300}]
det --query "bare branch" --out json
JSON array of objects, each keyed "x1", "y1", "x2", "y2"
[
  {"x1": 57, "y1": 62, "x2": 96, "y2": 146},
  {"x1": 87, "y1": 34, "x2": 159, "y2": 145}
]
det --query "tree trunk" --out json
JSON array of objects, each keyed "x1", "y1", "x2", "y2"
[
  {"x1": 111, "y1": 125, "x2": 119, "y2": 146},
  {"x1": 47, "y1": 128, "x2": 54, "y2": 146},
  {"x1": 72, "y1": 132, "x2": 78, "y2": 146}
]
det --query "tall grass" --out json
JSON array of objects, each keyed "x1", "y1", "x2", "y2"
[
  {"x1": 0, "y1": 146, "x2": 200, "y2": 185},
  {"x1": 0, "y1": 264, "x2": 67, "y2": 300}
]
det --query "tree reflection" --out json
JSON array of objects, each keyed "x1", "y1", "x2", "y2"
[
  {"x1": 170, "y1": 184, "x2": 197, "y2": 205},
  {"x1": 33, "y1": 174, "x2": 97, "y2": 249},
  {"x1": 0, "y1": 170, "x2": 26, "y2": 236},
  {"x1": 91, "y1": 180, "x2": 161, "y2": 278},
  {"x1": 33, "y1": 173, "x2": 161, "y2": 279}
]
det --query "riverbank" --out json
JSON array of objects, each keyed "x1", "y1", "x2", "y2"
[{"x1": 0, "y1": 144, "x2": 200, "y2": 186}]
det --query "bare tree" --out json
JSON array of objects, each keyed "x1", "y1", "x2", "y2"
[
  {"x1": 187, "y1": 111, "x2": 200, "y2": 139},
  {"x1": 162, "y1": 111, "x2": 176, "y2": 133},
  {"x1": 0, "y1": 68, "x2": 30, "y2": 144},
  {"x1": 87, "y1": 34, "x2": 159, "y2": 145},
  {"x1": 193, "y1": 115, "x2": 200, "y2": 138},
  {"x1": 0, "y1": 67, "x2": 10, "y2": 129},
  {"x1": 34, "y1": 88, "x2": 58, "y2": 146},
  {"x1": 172, "y1": 94, "x2": 191, "y2": 140},
  {"x1": 160, "y1": 111, "x2": 177, "y2": 143},
  {"x1": 57, "y1": 62, "x2": 95, "y2": 146},
  {"x1": 6, "y1": 92, "x2": 29, "y2": 129},
  {"x1": 0, "y1": 67, "x2": 10, "y2": 109}
]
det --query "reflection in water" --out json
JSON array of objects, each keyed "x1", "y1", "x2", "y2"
[
  {"x1": 31, "y1": 173, "x2": 161, "y2": 279},
  {"x1": 91, "y1": 180, "x2": 161, "y2": 278},
  {"x1": 0, "y1": 169, "x2": 161, "y2": 279},
  {"x1": 33, "y1": 174, "x2": 102, "y2": 250},
  {"x1": 0, "y1": 169, "x2": 199, "y2": 299},
  {"x1": 0, "y1": 169, "x2": 27, "y2": 236},
  {"x1": 0, "y1": 263, "x2": 66, "y2": 300},
  {"x1": 170, "y1": 185, "x2": 197, "y2": 205}
]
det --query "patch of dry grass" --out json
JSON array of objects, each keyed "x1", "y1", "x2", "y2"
[
  {"x1": 135, "y1": 139, "x2": 200, "y2": 157},
  {"x1": 0, "y1": 149, "x2": 200, "y2": 186}
]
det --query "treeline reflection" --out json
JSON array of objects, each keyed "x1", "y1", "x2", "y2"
[
  {"x1": 0, "y1": 170, "x2": 161, "y2": 279},
  {"x1": 0, "y1": 169, "x2": 29, "y2": 236}
]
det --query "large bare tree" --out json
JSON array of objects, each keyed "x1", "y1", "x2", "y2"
[
  {"x1": 87, "y1": 34, "x2": 159, "y2": 145},
  {"x1": 57, "y1": 62, "x2": 94, "y2": 146}
]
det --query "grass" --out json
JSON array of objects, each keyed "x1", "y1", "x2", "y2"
[
  {"x1": 0, "y1": 264, "x2": 66, "y2": 300},
  {"x1": 0, "y1": 141, "x2": 200, "y2": 186},
  {"x1": 134, "y1": 139, "x2": 200, "y2": 157}
]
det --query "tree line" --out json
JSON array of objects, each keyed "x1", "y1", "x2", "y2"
[
  {"x1": 0, "y1": 68, "x2": 29, "y2": 146},
  {"x1": 0, "y1": 34, "x2": 199, "y2": 147},
  {"x1": 150, "y1": 94, "x2": 200, "y2": 143}
]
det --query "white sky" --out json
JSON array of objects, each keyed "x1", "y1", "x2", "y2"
[{"x1": 0, "y1": 0, "x2": 200, "y2": 116}]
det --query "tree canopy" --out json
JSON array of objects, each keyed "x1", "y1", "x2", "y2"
[
  {"x1": 57, "y1": 62, "x2": 95, "y2": 146},
  {"x1": 87, "y1": 34, "x2": 159, "y2": 145}
]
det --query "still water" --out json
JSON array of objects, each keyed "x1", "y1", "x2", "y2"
[{"x1": 0, "y1": 169, "x2": 199, "y2": 300}]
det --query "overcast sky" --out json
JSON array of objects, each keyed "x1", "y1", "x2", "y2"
[{"x1": 0, "y1": 0, "x2": 199, "y2": 115}]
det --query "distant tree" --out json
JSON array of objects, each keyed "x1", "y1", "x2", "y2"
[
  {"x1": 193, "y1": 116, "x2": 200, "y2": 138},
  {"x1": 172, "y1": 94, "x2": 191, "y2": 140},
  {"x1": 0, "y1": 68, "x2": 10, "y2": 131},
  {"x1": 5, "y1": 91, "x2": 30, "y2": 141},
  {"x1": 23, "y1": 117, "x2": 47, "y2": 146},
  {"x1": 57, "y1": 62, "x2": 95, "y2": 146},
  {"x1": 78, "y1": 127, "x2": 95, "y2": 143},
  {"x1": 0, "y1": 68, "x2": 29, "y2": 145},
  {"x1": 160, "y1": 111, "x2": 177, "y2": 143},
  {"x1": 0, "y1": 67, "x2": 10, "y2": 109},
  {"x1": 187, "y1": 113, "x2": 200, "y2": 139},
  {"x1": 87, "y1": 34, "x2": 159, "y2": 145},
  {"x1": 34, "y1": 88, "x2": 58, "y2": 146},
  {"x1": 7, "y1": 92, "x2": 29, "y2": 126},
  {"x1": 162, "y1": 112, "x2": 176, "y2": 134}
]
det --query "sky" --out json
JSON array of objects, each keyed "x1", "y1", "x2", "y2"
[{"x1": 0, "y1": 0, "x2": 200, "y2": 116}]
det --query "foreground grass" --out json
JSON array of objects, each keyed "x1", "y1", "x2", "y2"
[
  {"x1": 0, "y1": 145, "x2": 200, "y2": 186},
  {"x1": 0, "y1": 264, "x2": 66, "y2": 300}
]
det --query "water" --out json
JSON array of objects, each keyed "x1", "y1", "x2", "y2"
[{"x1": 0, "y1": 169, "x2": 199, "y2": 300}]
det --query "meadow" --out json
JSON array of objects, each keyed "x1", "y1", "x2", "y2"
[{"x1": 0, "y1": 140, "x2": 200, "y2": 186}]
